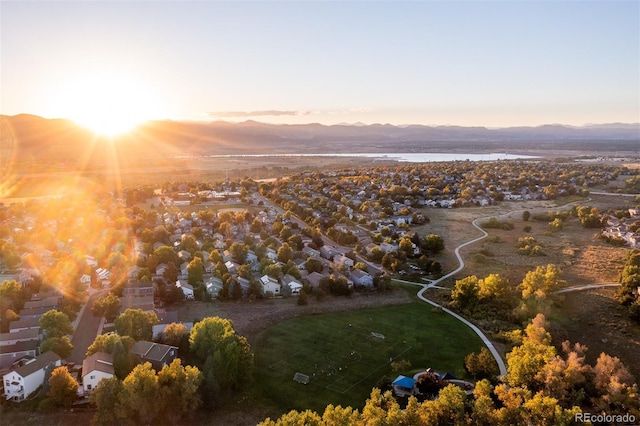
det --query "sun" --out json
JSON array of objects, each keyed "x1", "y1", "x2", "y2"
[{"x1": 52, "y1": 72, "x2": 161, "y2": 137}]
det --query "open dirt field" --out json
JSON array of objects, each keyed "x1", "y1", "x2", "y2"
[
  {"x1": 413, "y1": 194, "x2": 640, "y2": 382},
  {"x1": 176, "y1": 289, "x2": 415, "y2": 345}
]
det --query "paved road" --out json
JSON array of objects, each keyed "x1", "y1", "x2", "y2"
[{"x1": 68, "y1": 290, "x2": 105, "y2": 365}]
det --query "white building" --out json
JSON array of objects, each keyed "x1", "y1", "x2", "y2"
[
  {"x1": 3, "y1": 351, "x2": 62, "y2": 402},
  {"x1": 81, "y1": 351, "x2": 114, "y2": 395},
  {"x1": 260, "y1": 275, "x2": 281, "y2": 296},
  {"x1": 176, "y1": 280, "x2": 194, "y2": 300}
]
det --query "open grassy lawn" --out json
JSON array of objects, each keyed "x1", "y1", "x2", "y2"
[{"x1": 252, "y1": 301, "x2": 486, "y2": 414}]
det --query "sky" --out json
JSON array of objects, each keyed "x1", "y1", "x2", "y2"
[{"x1": 1, "y1": 0, "x2": 639, "y2": 128}]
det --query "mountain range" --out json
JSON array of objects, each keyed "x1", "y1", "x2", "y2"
[{"x1": 2, "y1": 114, "x2": 639, "y2": 168}]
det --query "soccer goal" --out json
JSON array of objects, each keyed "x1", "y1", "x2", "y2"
[
  {"x1": 370, "y1": 332, "x2": 385, "y2": 339},
  {"x1": 293, "y1": 372, "x2": 310, "y2": 384}
]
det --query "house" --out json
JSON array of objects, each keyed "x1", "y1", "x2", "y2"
[
  {"x1": 265, "y1": 248, "x2": 278, "y2": 261},
  {"x1": 224, "y1": 260, "x2": 239, "y2": 275},
  {"x1": 0, "y1": 340, "x2": 39, "y2": 371},
  {"x1": 246, "y1": 250, "x2": 258, "y2": 264},
  {"x1": 333, "y1": 254, "x2": 354, "y2": 269},
  {"x1": 319, "y1": 245, "x2": 339, "y2": 260},
  {"x1": 304, "y1": 272, "x2": 325, "y2": 290},
  {"x1": 119, "y1": 294, "x2": 155, "y2": 313},
  {"x1": 80, "y1": 274, "x2": 92, "y2": 287},
  {"x1": 0, "y1": 329, "x2": 39, "y2": 347},
  {"x1": 122, "y1": 281, "x2": 154, "y2": 298},
  {"x1": 392, "y1": 375, "x2": 417, "y2": 397},
  {"x1": 260, "y1": 275, "x2": 281, "y2": 296},
  {"x1": 380, "y1": 242, "x2": 399, "y2": 254},
  {"x1": 176, "y1": 280, "x2": 194, "y2": 300},
  {"x1": 205, "y1": 276, "x2": 224, "y2": 298},
  {"x1": 237, "y1": 277, "x2": 251, "y2": 295},
  {"x1": 131, "y1": 341, "x2": 178, "y2": 371},
  {"x1": 23, "y1": 297, "x2": 59, "y2": 310},
  {"x1": 302, "y1": 246, "x2": 320, "y2": 258},
  {"x1": 95, "y1": 268, "x2": 112, "y2": 287},
  {"x1": 3, "y1": 351, "x2": 62, "y2": 402},
  {"x1": 17, "y1": 306, "x2": 49, "y2": 320},
  {"x1": 351, "y1": 269, "x2": 374, "y2": 288},
  {"x1": 281, "y1": 275, "x2": 303, "y2": 295},
  {"x1": 152, "y1": 311, "x2": 179, "y2": 340},
  {"x1": 81, "y1": 351, "x2": 114, "y2": 395},
  {"x1": 9, "y1": 317, "x2": 41, "y2": 333}
]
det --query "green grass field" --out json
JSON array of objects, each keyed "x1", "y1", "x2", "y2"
[{"x1": 252, "y1": 301, "x2": 486, "y2": 413}]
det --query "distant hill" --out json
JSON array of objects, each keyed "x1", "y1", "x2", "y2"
[{"x1": 2, "y1": 114, "x2": 639, "y2": 168}]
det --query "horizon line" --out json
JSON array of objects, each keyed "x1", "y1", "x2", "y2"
[{"x1": 3, "y1": 113, "x2": 639, "y2": 131}]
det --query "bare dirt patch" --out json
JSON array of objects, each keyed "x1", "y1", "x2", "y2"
[
  {"x1": 175, "y1": 289, "x2": 414, "y2": 344},
  {"x1": 411, "y1": 198, "x2": 639, "y2": 384},
  {"x1": 558, "y1": 288, "x2": 640, "y2": 382}
]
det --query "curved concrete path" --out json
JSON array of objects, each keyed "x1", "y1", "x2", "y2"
[
  {"x1": 403, "y1": 217, "x2": 507, "y2": 377},
  {"x1": 555, "y1": 283, "x2": 620, "y2": 294}
]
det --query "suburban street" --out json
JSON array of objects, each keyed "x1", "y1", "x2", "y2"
[{"x1": 67, "y1": 289, "x2": 105, "y2": 365}]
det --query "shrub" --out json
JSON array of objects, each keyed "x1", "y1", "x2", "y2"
[{"x1": 482, "y1": 217, "x2": 514, "y2": 230}]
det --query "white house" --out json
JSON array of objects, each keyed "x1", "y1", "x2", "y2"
[
  {"x1": 176, "y1": 280, "x2": 194, "y2": 300},
  {"x1": 260, "y1": 275, "x2": 281, "y2": 296},
  {"x1": 351, "y1": 269, "x2": 374, "y2": 288},
  {"x1": 81, "y1": 351, "x2": 114, "y2": 395},
  {"x1": 281, "y1": 275, "x2": 303, "y2": 295},
  {"x1": 333, "y1": 254, "x2": 354, "y2": 269},
  {"x1": 205, "y1": 276, "x2": 223, "y2": 298},
  {"x1": 3, "y1": 351, "x2": 62, "y2": 402},
  {"x1": 265, "y1": 248, "x2": 278, "y2": 261}
]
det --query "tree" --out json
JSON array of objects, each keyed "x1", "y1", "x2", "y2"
[
  {"x1": 398, "y1": 236, "x2": 415, "y2": 257},
  {"x1": 92, "y1": 292, "x2": 121, "y2": 322},
  {"x1": 164, "y1": 322, "x2": 188, "y2": 346},
  {"x1": 163, "y1": 261, "x2": 178, "y2": 284},
  {"x1": 0, "y1": 280, "x2": 24, "y2": 310},
  {"x1": 451, "y1": 275, "x2": 480, "y2": 309},
  {"x1": 522, "y1": 210, "x2": 531, "y2": 222},
  {"x1": 506, "y1": 314, "x2": 556, "y2": 390},
  {"x1": 157, "y1": 359, "x2": 203, "y2": 424},
  {"x1": 189, "y1": 317, "x2": 253, "y2": 390},
  {"x1": 119, "y1": 362, "x2": 160, "y2": 425},
  {"x1": 87, "y1": 333, "x2": 137, "y2": 379},
  {"x1": 465, "y1": 347, "x2": 499, "y2": 380},
  {"x1": 41, "y1": 336, "x2": 73, "y2": 359},
  {"x1": 478, "y1": 273, "x2": 511, "y2": 301},
  {"x1": 39, "y1": 309, "x2": 73, "y2": 338},
  {"x1": 520, "y1": 264, "x2": 565, "y2": 301},
  {"x1": 153, "y1": 245, "x2": 178, "y2": 266},
  {"x1": 90, "y1": 377, "x2": 124, "y2": 426},
  {"x1": 277, "y1": 242, "x2": 293, "y2": 263},
  {"x1": 48, "y1": 366, "x2": 78, "y2": 408},
  {"x1": 187, "y1": 256, "x2": 205, "y2": 286},
  {"x1": 305, "y1": 258, "x2": 323, "y2": 273},
  {"x1": 421, "y1": 234, "x2": 445, "y2": 254},
  {"x1": 114, "y1": 309, "x2": 158, "y2": 341},
  {"x1": 229, "y1": 242, "x2": 249, "y2": 264}
]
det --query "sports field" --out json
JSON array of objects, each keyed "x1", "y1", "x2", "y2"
[{"x1": 253, "y1": 301, "x2": 487, "y2": 413}]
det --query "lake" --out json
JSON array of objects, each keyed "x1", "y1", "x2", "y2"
[{"x1": 202, "y1": 152, "x2": 539, "y2": 163}]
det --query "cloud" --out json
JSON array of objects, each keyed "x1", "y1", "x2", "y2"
[
  {"x1": 326, "y1": 107, "x2": 373, "y2": 115},
  {"x1": 208, "y1": 110, "x2": 311, "y2": 118}
]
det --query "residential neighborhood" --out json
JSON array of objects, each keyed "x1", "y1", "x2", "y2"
[{"x1": 0, "y1": 159, "x2": 639, "y2": 423}]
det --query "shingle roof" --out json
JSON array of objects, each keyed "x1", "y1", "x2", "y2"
[
  {"x1": 132, "y1": 341, "x2": 176, "y2": 362},
  {"x1": 82, "y1": 351, "x2": 114, "y2": 377},
  {"x1": 13, "y1": 351, "x2": 61, "y2": 378}
]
